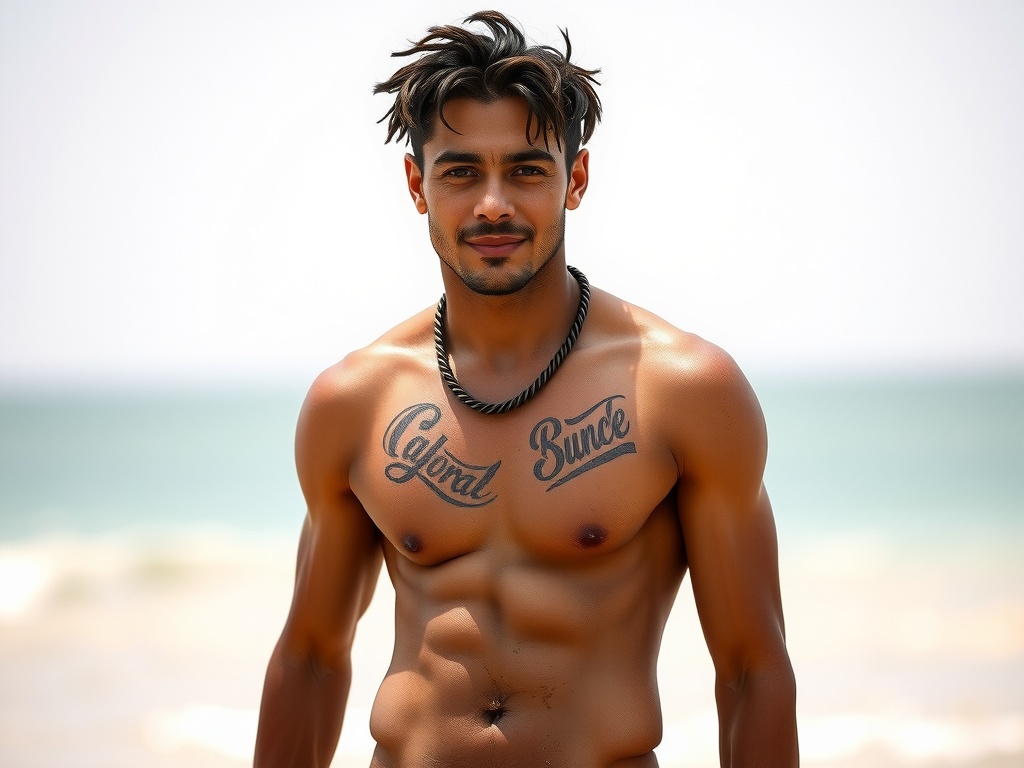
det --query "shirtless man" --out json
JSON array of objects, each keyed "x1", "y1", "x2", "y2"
[{"x1": 255, "y1": 11, "x2": 797, "y2": 767}]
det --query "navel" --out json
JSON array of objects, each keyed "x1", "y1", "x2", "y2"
[
  {"x1": 481, "y1": 695, "x2": 508, "y2": 726},
  {"x1": 576, "y1": 524, "x2": 608, "y2": 549},
  {"x1": 402, "y1": 533, "x2": 423, "y2": 554}
]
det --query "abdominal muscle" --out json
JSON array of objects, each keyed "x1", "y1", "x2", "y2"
[{"x1": 368, "y1": 507, "x2": 684, "y2": 768}]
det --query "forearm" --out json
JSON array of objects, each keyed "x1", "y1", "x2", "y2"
[
  {"x1": 716, "y1": 659, "x2": 798, "y2": 768},
  {"x1": 254, "y1": 644, "x2": 353, "y2": 768}
]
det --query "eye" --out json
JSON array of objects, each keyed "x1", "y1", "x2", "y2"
[
  {"x1": 441, "y1": 167, "x2": 476, "y2": 178},
  {"x1": 512, "y1": 165, "x2": 548, "y2": 177}
]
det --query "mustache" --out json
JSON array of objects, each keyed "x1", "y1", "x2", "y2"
[{"x1": 457, "y1": 221, "x2": 534, "y2": 241}]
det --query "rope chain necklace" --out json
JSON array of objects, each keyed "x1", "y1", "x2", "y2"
[{"x1": 434, "y1": 266, "x2": 591, "y2": 415}]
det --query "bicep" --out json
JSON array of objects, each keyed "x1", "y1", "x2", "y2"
[
  {"x1": 679, "y1": 480, "x2": 785, "y2": 677},
  {"x1": 276, "y1": 368, "x2": 384, "y2": 666},
  {"x1": 282, "y1": 494, "x2": 383, "y2": 665},
  {"x1": 667, "y1": 349, "x2": 786, "y2": 677}
]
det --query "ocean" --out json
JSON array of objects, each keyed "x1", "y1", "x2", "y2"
[{"x1": 1, "y1": 374, "x2": 1022, "y2": 767}]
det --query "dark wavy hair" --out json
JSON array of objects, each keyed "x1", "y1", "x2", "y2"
[{"x1": 374, "y1": 10, "x2": 602, "y2": 172}]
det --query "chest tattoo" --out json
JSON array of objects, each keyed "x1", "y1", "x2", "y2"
[
  {"x1": 382, "y1": 403, "x2": 501, "y2": 508},
  {"x1": 529, "y1": 395, "x2": 637, "y2": 491}
]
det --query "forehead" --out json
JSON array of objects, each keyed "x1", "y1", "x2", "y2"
[{"x1": 424, "y1": 96, "x2": 564, "y2": 165}]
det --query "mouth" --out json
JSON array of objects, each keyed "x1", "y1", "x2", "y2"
[{"x1": 464, "y1": 236, "x2": 526, "y2": 258}]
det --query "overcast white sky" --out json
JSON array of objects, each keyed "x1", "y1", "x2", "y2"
[{"x1": 1, "y1": 0, "x2": 1022, "y2": 388}]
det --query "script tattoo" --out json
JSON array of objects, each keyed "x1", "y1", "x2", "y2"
[
  {"x1": 529, "y1": 395, "x2": 637, "y2": 491},
  {"x1": 382, "y1": 403, "x2": 500, "y2": 508}
]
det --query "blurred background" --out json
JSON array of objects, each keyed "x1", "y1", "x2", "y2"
[{"x1": 1, "y1": 1, "x2": 1021, "y2": 766}]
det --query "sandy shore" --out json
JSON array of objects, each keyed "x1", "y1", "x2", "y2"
[{"x1": 1, "y1": 526, "x2": 1021, "y2": 767}]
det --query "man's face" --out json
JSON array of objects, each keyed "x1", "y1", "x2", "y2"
[{"x1": 405, "y1": 97, "x2": 589, "y2": 296}]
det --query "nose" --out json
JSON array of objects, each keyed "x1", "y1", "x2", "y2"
[{"x1": 474, "y1": 178, "x2": 514, "y2": 222}]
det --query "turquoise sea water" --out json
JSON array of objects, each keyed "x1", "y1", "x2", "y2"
[
  {"x1": 0, "y1": 389, "x2": 302, "y2": 539},
  {"x1": 757, "y1": 374, "x2": 1024, "y2": 547},
  {"x1": 0, "y1": 374, "x2": 1022, "y2": 544}
]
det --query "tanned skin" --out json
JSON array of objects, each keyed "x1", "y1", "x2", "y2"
[{"x1": 255, "y1": 97, "x2": 798, "y2": 767}]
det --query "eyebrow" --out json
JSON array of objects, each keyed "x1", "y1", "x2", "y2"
[{"x1": 432, "y1": 148, "x2": 558, "y2": 166}]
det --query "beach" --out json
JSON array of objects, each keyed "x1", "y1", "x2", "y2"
[
  {"x1": 1, "y1": 377, "x2": 1022, "y2": 766},
  {"x1": 3, "y1": 2, "x2": 1022, "y2": 763}
]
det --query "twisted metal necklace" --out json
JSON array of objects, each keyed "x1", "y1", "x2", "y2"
[{"x1": 434, "y1": 266, "x2": 591, "y2": 415}]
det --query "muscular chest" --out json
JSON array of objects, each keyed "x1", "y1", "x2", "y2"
[{"x1": 351, "y1": 375, "x2": 677, "y2": 565}]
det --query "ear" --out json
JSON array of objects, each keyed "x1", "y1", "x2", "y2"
[
  {"x1": 405, "y1": 153, "x2": 428, "y2": 214},
  {"x1": 565, "y1": 148, "x2": 590, "y2": 211}
]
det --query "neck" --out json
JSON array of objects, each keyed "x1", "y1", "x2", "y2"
[
  {"x1": 434, "y1": 263, "x2": 591, "y2": 415},
  {"x1": 440, "y1": 256, "x2": 579, "y2": 362}
]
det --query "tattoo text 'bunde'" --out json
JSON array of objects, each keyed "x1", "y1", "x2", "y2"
[
  {"x1": 383, "y1": 403, "x2": 501, "y2": 508},
  {"x1": 530, "y1": 395, "x2": 637, "y2": 491}
]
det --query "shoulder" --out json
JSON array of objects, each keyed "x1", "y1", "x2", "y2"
[
  {"x1": 587, "y1": 286, "x2": 748, "y2": 391},
  {"x1": 295, "y1": 307, "x2": 436, "y2": 489},
  {"x1": 588, "y1": 288, "x2": 766, "y2": 481},
  {"x1": 303, "y1": 306, "x2": 436, "y2": 416}
]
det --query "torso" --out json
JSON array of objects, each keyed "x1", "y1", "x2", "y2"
[{"x1": 348, "y1": 289, "x2": 691, "y2": 768}]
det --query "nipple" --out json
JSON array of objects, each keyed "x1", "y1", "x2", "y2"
[
  {"x1": 577, "y1": 524, "x2": 608, "y2": 548},
  {"x1": 402, "y1": 533, "x2": 423, "y2": 554}
]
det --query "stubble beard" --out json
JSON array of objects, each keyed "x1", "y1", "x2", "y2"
[{"x1": 429, "y1": 212, "x2": 567, "y2": 297}]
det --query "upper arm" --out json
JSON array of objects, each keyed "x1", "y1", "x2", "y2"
[
  {"x1": 276, "y1": 359, "x2": 384, "y2": 668},
  {"x1": 664, "y1": 344, "x2": 787, "y2": 681}
]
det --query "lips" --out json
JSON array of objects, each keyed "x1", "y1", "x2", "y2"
[{"x1": 464, "y1": 236, "x2": 526, "y2": 258}]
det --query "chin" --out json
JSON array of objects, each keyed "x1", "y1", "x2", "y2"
[{"x1": 457, "y1": 261, "x2": 541, "y2": 295}]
